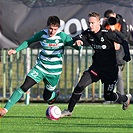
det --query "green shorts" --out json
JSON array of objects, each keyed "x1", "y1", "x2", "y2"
[{"x1": 27, "y1": 65, "x2": 60, "y2": 91}]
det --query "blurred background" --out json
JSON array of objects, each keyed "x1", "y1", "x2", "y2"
[{"x1": 0, "y1": 0, "x2": 133, "y2": 103}]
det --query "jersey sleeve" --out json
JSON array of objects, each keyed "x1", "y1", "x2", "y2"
[
  {"x1": 73, "y1": 29, "x2": 90, "y2": 46},
  {"x1": 16, "y1": 30, "x2": 44, "y2": 52},
  {"x1": 113, "y1": 21, "x2": 127, "y2": 39},
  {"x1": 61, "y1": 32, "x2": 81, "y2": 50},
  {"x1": 16, "y1": 41, "x2": 28, "y2": 52},
  {"x1": 107, "y1": 31, "x2": 130, "y2": 55},
  {"x1": 26, "y1": 30, "x2": 44, "y2": 44}
]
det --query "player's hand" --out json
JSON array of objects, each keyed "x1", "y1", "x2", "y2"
[
  {"x1": 8, "y1": 49, "x2": 17, "y2": 55},
  {"x1": 73, "y1": 40, "x2": 83, "y2": 46},
  {"x1": 123, "y1": 54, "x2": 131, "y2": 62}
]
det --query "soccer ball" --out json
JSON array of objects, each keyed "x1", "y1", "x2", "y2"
[{"x1": 46, "y1": 105, "x2": 61, "y2": 120}]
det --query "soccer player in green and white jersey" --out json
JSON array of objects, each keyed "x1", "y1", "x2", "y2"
[{"x1": 0, "y1": 16, "x2": 81, "y2": 117}]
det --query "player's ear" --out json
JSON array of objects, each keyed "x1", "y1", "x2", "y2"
[{"x1": 99, "y1": 20, "x2": 101, "y2": 25}]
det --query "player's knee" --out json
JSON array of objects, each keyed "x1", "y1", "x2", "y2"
[
  {"x1": 74, "y1": 84, "x2": 84, "y2": 93},
  {"x1": 20, "y1": 85, "x2": 29, "y2": 92}
]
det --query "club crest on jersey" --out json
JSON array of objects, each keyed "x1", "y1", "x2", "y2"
[
  {"x1": 101, "y1": 37, "x2": 104, "y2": 42},
  {"x1": 55, "y1": 39, "x2": 59, "y2": 43}
]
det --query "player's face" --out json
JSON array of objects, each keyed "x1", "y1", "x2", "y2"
[
  {"x1": 88, "y1": 16, "x2": 101, "y2": 33},
  {"x1": 48, "y1": 25, "x2": 59, "y2": 37}
]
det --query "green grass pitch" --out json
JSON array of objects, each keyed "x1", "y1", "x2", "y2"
[{"x1": 0, "y1": 103, "x2": 132, "y2": 133}]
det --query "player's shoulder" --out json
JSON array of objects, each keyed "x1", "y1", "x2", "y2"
[
  {"x1": 100, "y1": 27, "x2": 115, "y2": 39},
  {"x1": 81, "y1": 28, "x2": 92, "y2": 36},
  {"x1": 33, "y1": 29, "x2": 47, "y2": 39},
  {"x1": 57, "y1": 30, "x2": 72, "y2": 41},
  {"x1": 101, "y1": 29, "x2": 108, "y2": 33},
  {"x1": 42, "y1": 29, "x2": 48, "y2": 34},
  {"x1": 58, "y1": 30, "x2": 71, "y2": 38},
  {"x1": 56, "y1": 30, "x2": 66, "y2": 36},
  {"x1": 101, "y1": 27, "x2": 113, "y2": 36},
  {"x1": 101, "y1": 27, "x2": 109, "y2": 33},
  {"x1": 85, "y1": 28, "x2": 91, "y2": 33}
]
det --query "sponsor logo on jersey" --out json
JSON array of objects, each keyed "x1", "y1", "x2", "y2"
[
  {"x1": 102, "y1": 45, "x2": 107, "y2": 49},
  {"x1": 91, "y1": 43, "x2": 106, "y2": 49},
  {"x1": 48, "y1": 44, "x2": 58, "y2": 46}
]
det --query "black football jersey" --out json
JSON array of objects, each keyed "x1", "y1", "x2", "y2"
[{"x1": 73, "y1": 27, "x2": 129, "y2": 83}]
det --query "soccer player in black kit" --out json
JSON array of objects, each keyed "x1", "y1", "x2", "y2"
[{"x1": 61, "y1": 11, "x2": 132, "y2": 117}]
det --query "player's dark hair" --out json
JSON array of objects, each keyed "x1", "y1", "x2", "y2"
[
  {"x1": 104, "y1": 10, "x2": 114, "y2": 18},
  {"x1": 47, "y1": 16, "x2": 60, "y2": 27},
  {"x1": 88, "y1": 11, "x2": 100, "y2": 20}
]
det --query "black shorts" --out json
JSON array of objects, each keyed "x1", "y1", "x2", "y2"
[{"x1": 88, "y1": 64, "x2": 118, "y2": 84}]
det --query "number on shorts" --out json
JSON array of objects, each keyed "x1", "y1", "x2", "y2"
[{"x1": 30, "y1": 70, "x2": 38, "y2": 78}]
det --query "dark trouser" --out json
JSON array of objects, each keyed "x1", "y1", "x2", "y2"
[
  {"x1": 20, "y1": 76, "x2": 52, "y2": 101},
  {"x1": 116, "y1": 65, "x2": 125, "y2": 95},
  {"x1": 68, "y1": 70, "x2": 127, "y2": 112}
]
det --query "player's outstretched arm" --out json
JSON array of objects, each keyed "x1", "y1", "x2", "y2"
[
  {"x1": 8, "y1": 49, "x2": 17, "y2": 55},
  {"x1": 7, "y1": 30, "x2": 43, "y2": 55}
]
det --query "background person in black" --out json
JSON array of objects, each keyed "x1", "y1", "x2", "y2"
[
  {"x1": 61, "y1": 11, "x2": 132, "y2": 118},
  {"x1": 103, "y1": 10, "x2": 128, "y2": 96}
]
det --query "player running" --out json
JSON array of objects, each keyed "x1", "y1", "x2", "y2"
[
  {"x1": 0, "y1": 16, "x2": 81, "y2": 117},
  {"x1": 61, "y1": 12, "x2": 132, "y2": 118}
]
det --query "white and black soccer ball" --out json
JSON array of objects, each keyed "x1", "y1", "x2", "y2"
[{"x1": 46, "y1": 105, "x2": 61, "y2": 120}]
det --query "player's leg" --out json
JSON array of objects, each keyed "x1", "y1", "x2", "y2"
[
  {"x1": 43, "y1": 88, "x2": 60, "y2": 105},
  {"x1": 0, "y1": 66, "x2": 43, "y2": 117},
  {"x1": 61, "y1": 70, "x2": 98, "y2": 117},
  {"x1": 42, "y1": 74, "x2": 60, "y2": 104},
  {"x1": 103, "y1": 80, "x2": 118, "y2": 102},
  {"x1": 116, "y1": 65, "x2": 124, "y2": 95},
  {"x1": 104, "y1": 81, "x2": 132, "y2": 110},
  {"x1": 0, "y1": 76, "x2": 37, "y2": 117}
]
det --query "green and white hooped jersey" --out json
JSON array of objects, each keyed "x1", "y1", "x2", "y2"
[
  {"x1": 16, "y1": 29, "x2": 81, "y2": 77},
  {"x1": 35, "y1": 29, "x2": 76, "y2": 76}
]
